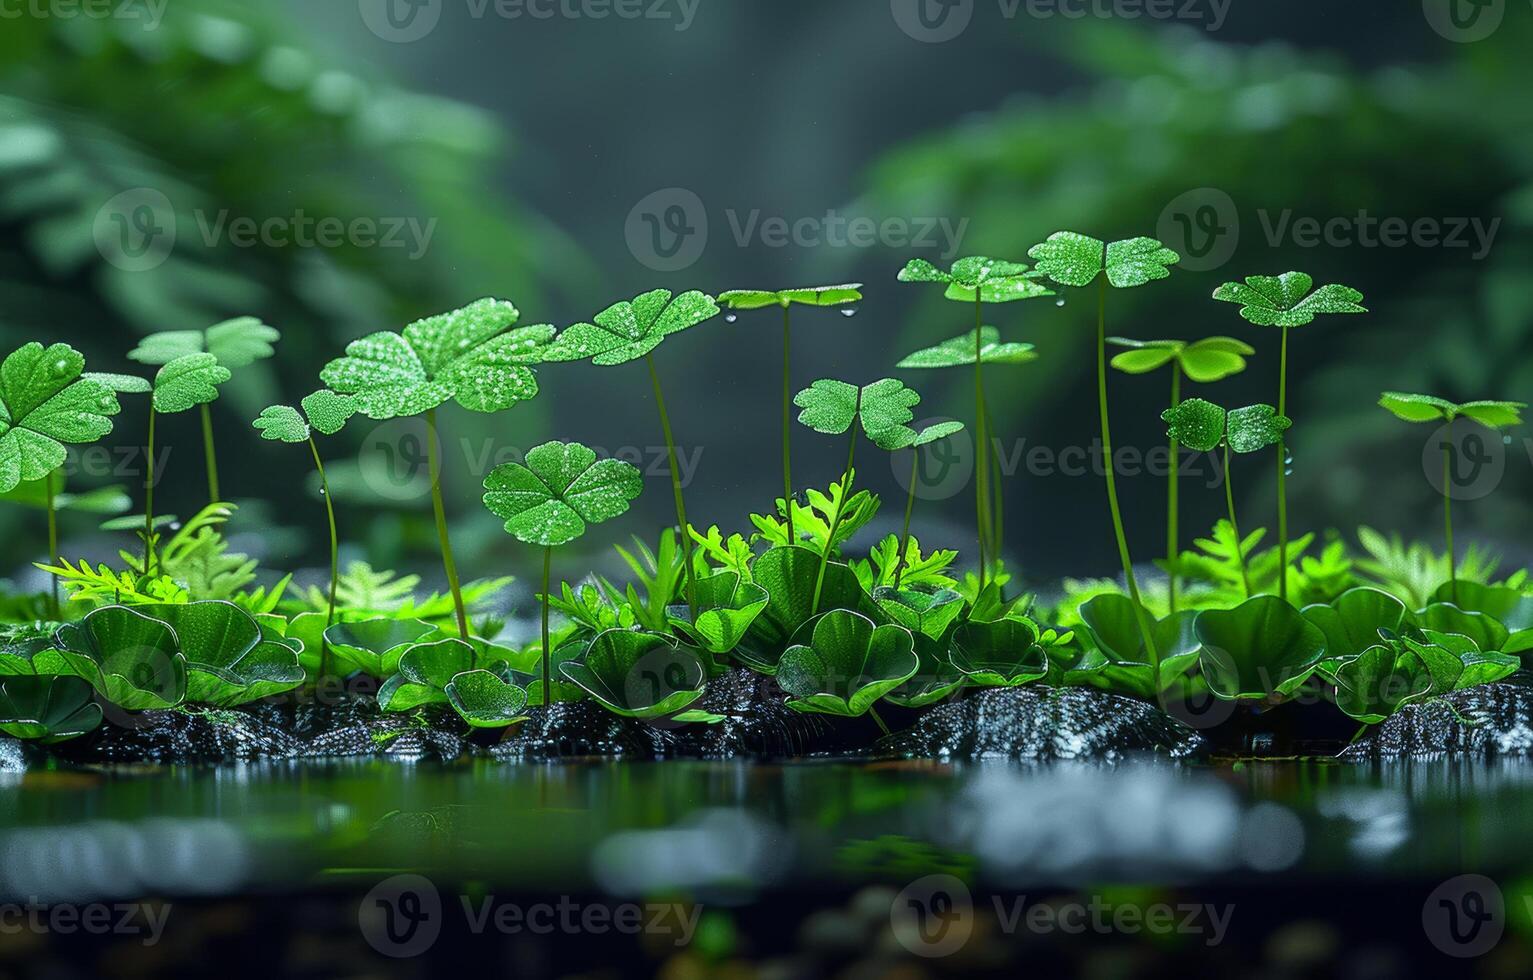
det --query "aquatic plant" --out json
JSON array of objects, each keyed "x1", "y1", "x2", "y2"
[
  {"x1": 51, "y1": 605, "x2": 188, "y2": 711},
  {"x1": 1195, "y1": 595, "x2": 1326, "y2": 701},
  {"x1": 379, "y1": 636, "x2": 530, "y2": 728},
  {"x1": 0, "y1": 675, "x2": 102, "y2": 744},
  {"x1": 1077, "y1": 595, "x2": 1202, "y2": 699},
  {"x1": 777, "y1": 609, "x2": 917, "y2": 729},
  {"x1": 560, "y1": 628, "x2": 708, "y2": 720},
  {"x1": 948, "y1": 617, "x2": 1056, "y2": 689},
  {"x1": 143, "y1": 600, "x2": 304, "y2": 706}
]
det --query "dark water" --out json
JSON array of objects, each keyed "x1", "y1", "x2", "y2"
[{"x1": 4, "y1": 757, "x2": 1532, "y2": 904}]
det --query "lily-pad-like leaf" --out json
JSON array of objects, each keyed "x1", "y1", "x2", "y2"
[
  {"x1": 52, "y1": 606, "x2": 188, "y2": 711},
  {"x1": 1332, "y1": 643, "x2": 1440, "y2": 724},
  {"x1": 0, "y1": 342, "x2": 122, "y2": 493},
  {"x1": 1195, "y1": 596, "x2": 1327, "y2": 700},
  {"x1": 300, "y1": 390, "x2": 359, "y2": 436},
  {"x1": 1414, "y1": 603, "x2": 1510, "y2": 656},
  {"x1": 1108, "y1": 337, "x2": 1253, "y2": 382},
  {"x1": 445, "y1": 669, "x2": 529, "y2": 728},
  {"x1": 152, "y1": 353, "x2": 231, "y2": 414},
  {"x1": 777, "y1": 610, "x2": 917, "y2": 717},
  {"x1": 1078, "y1": 595, "x2": 1202, "y2": 698},
  {"x1": 322, "y1": 618, "x2": 441, "y2": 678},
  {"x1": 717, "y1": 285, "x2": 863, "y2": 309},
  {"x1": 482, "y1": 440, "x2": 643, "y2": 548},
  {"x1": 1027, "y1": 233, "x2": 1179, "y2": 289},
  {"x1": 738, "y1": 546, "x2": 876, "y2": 673},
  {"x1": 142, "y1": 601, "x2": 304, "y2": 706},
  {"x1": 949, "y1": 618, "x2": 1051, "y2": 688},
  {"x1": 320, "y1": 298, "x2": 552, "y2": 418},
  {"x1": 1303, "y1": 587, "x2": 1411, "y2": 680},
  {"x1": 885, "y1": 631, "x2": 966, "y2": 709},
  {"x1": 1213, "y1": 272, "x2": 1367, "y2": 328},
  {"x1": 378, "y1": 637, "x2": 476, "y2": 712},
  {"x1": 559, "y1": 629, "x2": 707, "y2": 719},
  {"x1": 897, "y1": 327, "x2": 1037, "y2": 369},
  {"x1": 543, "y1": 289, "x2": 719, "y2": 366},
  {"x1": 129, "y1": 317, "x2": 281, "y2": 368},
  {"x1": 873, "y1": 587, "x2": 964, "y2": 641},
  {"x1": 0, "y1": 675, "x2": 103, "y2": 743},
  {"x1": 1226, "y1": 404, "x2": 1292, "y2": 453},
  {"x1": 1379, "y1": 393, "x2": 1526, "y2": 429},
  {"x1": 1161, "y1": 398, "x2": 1227, "y2": 453},
  {"x1": 1432, "y1": 581, "x2": 1533, "y2": 656},
  {"x1": 253, "y1": 405, "x2": 310, "y2": 444},
  {"x1": 897, "y1": 257, "x2": 1054, "y2": 304},
  {"x1": 666, "y1": 571, "x2": 769, "y2": 655}
]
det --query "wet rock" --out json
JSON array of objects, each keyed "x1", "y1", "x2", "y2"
[
  {"x1": 299, "y1": 699, "x2": 473, "y2": 762},
  {"x1": 489, "y1": 700, "x2": 679, "y2": 761},
  {"x1": 672, "y1": 669, "x2": 840, "y2": 759},
  {"x1": 50, "y1": 709, "x2": 298, "y2": 765},
  {"x1": 1344, "y1": 682, "x2": 1533, "y2": 757},
  {"x1": 876, "y1": 686, "x2": 1204, "y2": 761},
  {"x1": 0, "y1": 736, "x2": 24, "y2": 771}
]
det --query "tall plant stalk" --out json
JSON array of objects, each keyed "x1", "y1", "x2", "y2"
[
  {"x1": 424, "y1": 408, "x2": 469, "y2": 639},
  {"x1": 646, "y1": 353, "x2": 696, "y2": 617},
  {"x1": 1443, "y1": 417, "x2": 1457, "y2": 605},
  {"x1": 200, "y1": 402, "x2": 221, "y2": 503},
  {"x1": 1276, "y1": 326, "x2": 1291, "y2": 602},
  {"x1": 973, "y1": 296, "x2": 992, "y2": 587},
  {"x1": 143, "y1": 406, "x2": 158, "y2": 578},
  {"x1": 44, "y1": 470, "x2": 59, "y2": 617},
  {"x1": 812, "y1": 392, "x2": 861, "y2": 615},
  {"x1": 540, "y1": 545, "x2": 553, "y2": 704},
  {"x1": 894, "y1": 450, "x2": 920, "y2": 591},
  {"x1": 1166, "y1": 365, "x2": 1182, "y2": 613},
  {"x1": 1222, "y1": 443, "x2": 1252, "y2": 597},
  {"x1": 983, "y1": 394, "x2": 1004, "y2": 565},
  {"x1": 1096, "y1": 279, "x2": 1159, "y2": 661},
  {"x1": 308, "y1": 436, "x2": 340, "y2": 680},
  {"x1": 782, "y1": 305, "x2": 795, "y2": 543}
]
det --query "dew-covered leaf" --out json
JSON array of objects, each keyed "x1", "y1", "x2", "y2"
[
  {"x1": 300, "y1": 389, "x2": 358, "y2": 436},
  {"x1": 1226, "y1": 404, "x2": 1291, "y2": 453},
  {"x1": 718, "y1": 285, "x2": 863, "y2": 309},
  {"x1": 898, "y1": 327, "x2": 1036, "y2": 368},
  {"x1": 543, "y1": 289, "x2": 719, "y2": 366},
  {"x1": 152, "y1": 353, "x2": 230, "y2": 414},
  {"x1": 1161, "y1": 398, "x2": 1226, "y2": 453},
  {"x1": 0, "y1": 342, "x2": 122, "y2": 493},
  {"x1": 1213, "y1": 272, "x2": 1367, "y2": 328},
  {"x1": 482, "y1": 440, "x2": 643, "y2": 547},
  {"x1": 253, "y1": 405, "x2": 310, "y2": 444},
  {"x1": 794, "y1": 379, "x2": 860, "y2": 435}
]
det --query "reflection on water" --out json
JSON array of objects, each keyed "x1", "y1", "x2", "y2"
[{"x1": 2, "y1": 757, "x2": 1531, "y2": 903}]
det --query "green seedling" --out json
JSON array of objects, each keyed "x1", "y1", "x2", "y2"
[
  {"x1": 776, "y1": 609, "x2": 917, "y2": 731},
  {"x1": 735, "y1": 544, "x2": 878, "y2": 675},
  {"x1": 379, "y1": 637, "x2": 530, "y2": 728},
  {"x1": 147, "y1": 353, "x2": 232, "y2": 575},
  {"x1": 1428, "y1": 581, "x2": 1533, "y2": 657},
  {"x1": 666, "y1": 570, "x2": 769, "y2": 656},
  {"x1": 1331, "y1": 629, "x2": 1518, "y2": 725},
  {"x1": 718, "y1": 285, "x2": 863, "y2": 544},
  {"x1": 130, "y1": 317, "x2": 280, "y2": 505},
  {"x1": 542, "y1": 288, "x2": 720, "y2": 616},
  {"x1": 1378, "y1": 392, "x2": 1525, "y2": 604},
  {"x1": 482, "y1": 440, "x2": 643, "y2": 700},
  {"x1": 322, "y1": 618, "x2": 442, "y2": 678},
  {"x1": 1162, "y1": 399, "x2": 1291, "y2": 596},
  {"x1": 1028, "y1": 231, "x2": 1180, "y2": 664},
  {"x1": 1109, "y1": 336, "x2": 1253, "y2": 611},
  {"x1": 321, "y1": 298, "x2": 553, "y2": 638},
  {"x1": 252, "y1": 390, "x2": 360, "y2": 678},
  {"x1": 1214, "y1": 273, "x2": 1367, "y2": 601},
  {"x1": 1302, "y1": 587, "x2": 1412, "y2": 681},
  {"x1": 898, "y1": 258, "x2": 1054, "y2": 584},
  {"x1": 0, "y1": 676, "x2": 103, "y2": 743}
]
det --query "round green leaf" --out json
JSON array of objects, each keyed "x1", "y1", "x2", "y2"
[
  {"x1": 152, "y1": 353, "x2": 231, "y2": 414},
  {"x1": 253, "y1": 405, "x2": 310, "y2": 444}
]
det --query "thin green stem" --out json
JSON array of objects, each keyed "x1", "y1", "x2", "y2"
[
  {"x1": 144, "y1": 406, "x2": 157, "y2": 579},
  {"x1": 424, "y1": 409, "x2": 469, "y2": 639},
  {"x1": 646, "y1": 354, "x2": 696, "y2": 618},
  {"x1": 1167, "y1": 365, "x2": 1182, "y2": 613},
  {"x1": 869, "y1": 705, "x2": 892, "y2": 738},
  {"x1": 1276, "y1": 326, "x2": 1290, "y2": 602},
  {"x1": 973, "y1": 296, "x2": 991, "y2": 588},
  {"x1": 45, "y1": 468, "x2": 59, "y2": 618},
  {"x1": 894, "y1": 449, "x2": 919, "y2": 591},
  {"x1": 983, "y1": 393, "x2": 1004, "y2": 569},
  {"x1": 782, "y1": 305, "x2": 795, "y2": 544},
  {"x1": 1096, "y1": 278, "x2": 1159, "y2": 662},
  {"x1": 200, "y1": 401, "x2": 221, "y2": 504},
  {"x1": 1223, "y1": 442, "x2": 1251, "y2": 598},
  {"x1": 1444, "y1": 418, "x2": 1457, "y2": 604},
  {"x1": 812, "y1": 403, "x2": 860, "y2": 616},
  {"x1": 309, "y1": 436, "x2": 339, "y2": 682},
  {"x1": 541, "y1": 545, "x2": 553, "y2": 704}
]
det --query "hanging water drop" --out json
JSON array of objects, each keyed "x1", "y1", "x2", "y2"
[
  {"x1": 724, "y1": 312, "x2": 738, "y2": 323},
  {"x1": 840, "y1": 306, "x2": 860, "y2": 318},
  {"x1": 1055, "y1": 298, "x2": 1067, "y2": 308}
]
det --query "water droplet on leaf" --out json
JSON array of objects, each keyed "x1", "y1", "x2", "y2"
[{"x1": 840, "y1": 307, "x2": 859, "y2": 318}]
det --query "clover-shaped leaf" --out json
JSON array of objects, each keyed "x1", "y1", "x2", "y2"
[
  {"x1": 897, "y1": 327, "x2": 1038, "y2": 369},
  {"x1": 300, "y1": 390, "x2": 358, "y2": 436},
  {"x1": 666, "y1": 571, "x2": 769, "y2": 654},
  {"x1": 1379, "y1": 392, "x2": 1526, "y2": 429},
  {"x1": 130, "y1": 317, "x2": 281, "y2": 368},
  {"x1": 322, "y1": 618, "x2": 442, "y2": 678},
  {"x1": 543, "y1": 289, "x2": 719, "y2": 366},
  {"x1": 717, "y1": 285, "x2": 863, "y2": 309},
  {"x1": 142, "y1": 601, "x2": 304, "y2": 706},
  {"x1": 794, "y1": 378, "x2": 929, "y2": 450},
  {"x1": 559, "y1": 628, "x2": 707, "y2": 719},
  {"x1": 1213, "y1": 272, "x2": 1367, "y2": 328},
  {"x1": 1195, "y1": 596, "x2": 1327, "y2": 700},
  {"x1": 898, "y1": 256, "x2": 1053, "y2": 303},
  {"x1": 0, "y1": 342, "x2": 123, "y2": 493},
  {"x1": 483, "y1": 440, "x2": 642, "y2": 547},
  {"x1": 253, "y1": 406, "x2": 309, "y2": 444},
  {"x1": 1108, "y1": 337, "x2": 1253, "y2": 382},
  {"x1": 320, "y1": 298, "x2": 552, "y2": 419},
  {"x1": 1027, "y1": 232, "x2": 1180, "y2": 289},
  {"x1": 0, "y1": 676, "x2": 103, "y2": 744},
  {"x1": 152, "y1": 353, "x2": 231, "y2": 414},
  {"x1": 1226, "y1": 404, "x2": 1291, "y2": 453},
  {"x1": 1161, "y1": 398, "x2": 1227, "y2": 453},
  {"x1": 52, "y1": 605, "x2": 188, "y2": 711},
  {"x1": 737, "y1": 546, "x2": 877, "y2": 673},
  {"x1": 1079, "y1": 595, "x2": 1202, "y2": 698},
  {"x1": 777, "y1": 610, "x2": 917, "y2": 717}
]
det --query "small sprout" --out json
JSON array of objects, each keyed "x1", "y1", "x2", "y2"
[
  {"x1": 897, "y1": 256, "x2": 1052, "y2": 304},
  {"x1": 1378, "y1": 392, "x2": 1525, "y2": 603},
  {"x1": 777, "y1": 610, "x2": 917, "y2": 720},
  {"x1": 1195, "y1": 596, "x2": 1328, "y2": 701},
  {"x1": 559, "y1": 628, "x2": 707, "y2": 719}
]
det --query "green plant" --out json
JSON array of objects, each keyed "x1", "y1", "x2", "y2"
[
  {"x1": 750, "y1": 474, "x2": 880, "y2": 559},
  {"x1": 1214, "y1": 273, "x2": 1367, "y2": 602},
  {"x1": 378, "y1": 636, "x2": 530, "y2": 728},
  {"x1": 1077, "y1": 595, "x2": 1202, "y2": 699},
  {"x1": 543, "y1": 289, "x2": 721, "y2": 615},
  {"x1": 667, "y1": 570, "x2": 769, "y2": 656},
  {"x1": 1430, "y1": 581, "x2": 1533, "y2": 657},
  {"x1": 1195, "y1": 595, "x2": 1326, "y2": 701},
  {"x1": 898, "y1": 258, "x2": 1054, "y2": 583},
  {"x1": 1331, "y1": 629, "x2": 1518, "y2": 725},
  {"x1": 320, "y1": 298, "x2": 553, "y2": 637},
  {"x1": 323, "y1": 618, "x2": 442, "y2": 678},
  {"x1": 736, "y1": 545, "x2": 877, "y2": 674},
  {"x1": 1377, "y1": 392, "x2": 1525, "y2": 604},
  {"x1": 559, "y1": 628, "x2": 707, "y2": 719},
  {"x1": 51, "y1": 605, "x2": 188, "y2": 711},
  {"x1": 144, "y1": 352, "x2": 231, "y2": 574},
  {"x1": 776, "y1": 609, "x2": 917, "y2": 729},
  {"x1": 718, "y1": 285, "x2": 863, "y2": 545},
  {"x1": 252, "y1": 390, "x2": 360, "y2": 678},
  {"x1": 613, "y1": 530, "x2": 690, "y2": 634},
  {"x1": 0, "y1": 675, "x2": 103, "y2": 743},
  {"x1": 1162, "y1": 399, "x2": 1292, "y2": 596},
  {"x1": 854, "y1": 534, "x2": 959, "y2": 594},
  {"x1": 1109, "y1": 336, "x2": 1252, "y2": 612},
  {"x1": 1028, "y1": 232, "x2": 1180, "y2": 666},
  {"x1": 482, "y1": 440, "x2": 643, "y2": 701},
  {"x1": 1302, "y1": 587, "x2": 1411, "y2": 680},
  {"x1": 948, "y1": 617, "x2": 1056, "y2": 688},
  {"x1": 142, "y1": 601, "x2": 304, "y2": 706}
]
